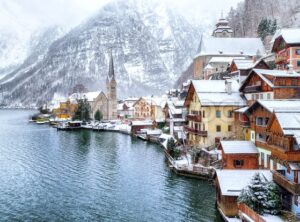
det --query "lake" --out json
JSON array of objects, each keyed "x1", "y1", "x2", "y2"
[{"x1": 0, "y1": 110, "x2": 222, "y2": 222}]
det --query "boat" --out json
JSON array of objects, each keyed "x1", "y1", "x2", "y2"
[{"x1": 57, "y1": 121, "x2": 82, "y2": 131}]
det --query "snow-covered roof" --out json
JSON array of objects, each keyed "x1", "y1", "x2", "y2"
[
  {"x1": 221, "y1": 141, "x2": 258, "y2": 154},
  {"x1": 253, "y1": 69, "x2": 300, "y2": 78},
  {"x1": 216, "y1": 170, "x2": 272, "y2": 196},
  {"x1": 233, "y1": 59, "x2": 254, "y2": 70},
  {"x1": 209, "y1": 57, "x2": 245, "y2": 64},
  {"x1": 69, "y1": 91, "x2": 103, "y2": 102},
  {"x1": 196, "y1": 37, "x2": 265, "y2": 58},
  {"x1": 253, "y1": 100, "x2": 300, "y2": 113},
  {"x1": 204, "y1": 64, "x2": 213, "y2": 70},
  {"x1": 275, "y1": 112, "x2": 300, "y2": 134},
  {"x1": 273, "y1": 28, "x2": 300, "y2": 44},
  {"x1": 234, "y1": 106, "x2": 249, "y2": 113},
  {"x1": 191, "y1": 80, "x2": 245, "y2": 106},
  {"x1": 192, "y1": 80, "x2": 240, "y2": 93},
  {"x1": 131, "y1": 120, "x2": 153, "y2": 126},
  {"x1": 197, "y1": 92, "x2": 245, "y2": 106}
]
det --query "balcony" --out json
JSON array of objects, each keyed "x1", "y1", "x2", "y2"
[
  {"x1": 275, "y1": 54, "x2": 288, "y2": 64},
  {"x1": 184, "y1": 126, "x2": 207, "y2": 137},
  {"x1": 238, "y1": 203, "x2": 266, "y2": 222},
  {"x1": 239, "y1": 120, "x2": 250, "y2": 128},
  {"x1": 244, "y1": 85, "x2": 262, "y2": 93},
  {"x1": 187, "y1": 114, "x2": 202, "y2": 122},
  {"x1": 272, "y1": 170, "x2": 300, "y2": 195},
  {"x1": 271, "y1": 146, "x2": 300, "y2": 162}
]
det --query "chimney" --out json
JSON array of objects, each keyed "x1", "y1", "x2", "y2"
[
  {"x1": 225, "y1": 80, "x2": 232, "y2": 95},
  {"x1": 287, "y1": 64, "x2": 294, "y2": 74}
]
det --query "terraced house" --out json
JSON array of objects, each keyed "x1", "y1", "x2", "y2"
[{"x1": 184, "y1": 80, "x2": 245, "y2": 148}]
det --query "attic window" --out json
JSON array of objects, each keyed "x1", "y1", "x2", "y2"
[
  {"x1": 219, "y1": 50, "x2": 223, "y2": 54},
  {"x1": 240, "y1": 51, "x2": 244, "y2": 55}
]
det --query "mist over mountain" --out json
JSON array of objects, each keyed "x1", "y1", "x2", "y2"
[{"x1": 0, "y1": 0, "x2": 201, "y2": 107}]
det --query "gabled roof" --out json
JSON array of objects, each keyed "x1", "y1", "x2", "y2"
[
  {"x1": 195, "y1": 37, "x2": 265, "y2": 58},
  {"x1": 240, "y1": 69, "x2": 300, "y2": 91},
  {"x1": 216, "y1": 170, "x2": 272, "y2": 196},
  {"x1": 247, "y1": 99, "x2": 300, "y2": 114},
  {"x1": 221, "y1": 141, "x2": 258, "y2": 154},
  {"x1": 185, "y1": 80, "x2": 245, "y2": 107},
  {"x1": 271, "y1": 28, "x2": 300, "y2": 52},
  {"x1": 69, "y1": 91, "x2": 105, "y2": 102}
]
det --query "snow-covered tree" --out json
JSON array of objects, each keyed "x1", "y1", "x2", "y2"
[{"x1": 238, "y1": 173, "x2": 281, "y2": 215}]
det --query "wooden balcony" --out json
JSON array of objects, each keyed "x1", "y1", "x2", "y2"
[
  {"x1": 184, "y1": 126, "x2": 207, "y2": 137},
  {"x1": 275, "y1": 54, "x2": 288, "y2": 64},
  {"x1": 187, "y1": 114, "x2": 202, "y2": 122},
  {"x1": 255, "y1": 125, "x2": 267, "y2": 134},
  {"x1": 238, "y1": 203, "x2": 266, "y2": 222},
  {"x1": 272, "y1": 170, "x2": 300, "y2": 195},
  {"x1": 244, "y1": 85, "x2": 262, "y2": 93},
  {"x1": 270, "y1": 145, "x2": 300, "y2": 162},
  {"x1": 239, "y1": 120, "x2": 250, "y2": 128}
]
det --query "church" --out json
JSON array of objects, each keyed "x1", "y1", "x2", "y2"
[{"x1": 69, "y1": 53, "x2": 118, "y2": 120}]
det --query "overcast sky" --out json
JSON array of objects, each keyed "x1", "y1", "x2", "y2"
[{"x1": 1, "y1": 0, "x2": 243, "y2": 31}]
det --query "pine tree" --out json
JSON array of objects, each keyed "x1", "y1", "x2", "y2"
[
  {"x1": 73, "y1": 98, "x2": 91, "y2": 122},
  {"x1": 238, "y1": 173, "x2": 282, "y2": 215},
  {"x1": 94, "y1": 109, "x2": 103, "y2": 121}
]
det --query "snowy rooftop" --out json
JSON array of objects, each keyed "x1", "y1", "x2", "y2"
[
  {"x1": 253, "y1": 100, "x2": 300, "y2": 113},
  {"x1": 196, "y1": 37, "x2": 265, "y2": 57},
  {"x1": 216, "y1": 170, "x2": 272, "y2": 196},
  {"x1": 253, "y1": 68, "x2": 300, "y2": 77},
  {"x1": 197, "y1": 92, "x2": 245, "y2": 106},
  {"x1": 131, "y1": 120, "x2": 153, "y2": 126},
  {"x1": 273, "y1": 28, "x2": 300, "y2": 44},
  {"x1": 192, "y1": 80, "x2": 240, "y2": 93},
  {"x1": 233, "y1": 59, "x2": 254, "y2": 70},
  {"x1": 209, "y1": 57, "x2": 245, "y2": 64},
  {"x1": 234, "y1": 106, "x2": 249, "y2": 113},
  {"x1": 69, "y1": 91, "x2": 103, "y2": 102},
  {"x1": 221, "y1": 141, "x2": 258, "y2": 154}
]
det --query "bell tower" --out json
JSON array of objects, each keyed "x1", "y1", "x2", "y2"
[{"x1": 106, "y1": 53, "x2": 117, "y2": 119}]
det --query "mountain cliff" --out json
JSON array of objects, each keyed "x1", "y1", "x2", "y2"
[{"x1": 0, "y1": 0, "x2": 201, "y2": 107}]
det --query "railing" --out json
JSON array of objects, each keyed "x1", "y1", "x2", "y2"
[
  {"x1": 272, "y1": 170, "x2": 300, "y2": 194},
  {"x1": 187, "y1": 114, "x2": 202, "y2": 122},
  {"x1": 184, "y1": 126, "x2": 208, "y2": 137},
  {"x1": 271, "y1": 145, "x2": 300, "y2": 162},
  {"x1": 240, "y1": 120, "x2": 250, "y2": 127},
  {"x1": 238, "y1": 203, "x2": 266, "y2": 222},
  {"x1": 275, "y1": 54, "x2": 288, "y2": 64},
  {"x1": 244, "y1": 85, "x2": 262, "y2": 93}
]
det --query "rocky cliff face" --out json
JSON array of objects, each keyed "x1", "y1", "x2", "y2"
[{"x1": 0, "y1": 0, "x2": 201, "y2": 107}]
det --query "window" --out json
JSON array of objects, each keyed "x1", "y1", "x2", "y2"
[
  {"x1": 203, "y1": 124, "x2": 206, "y2": 131},
  {"x1": 267, "y1": 93, "x2": 271, "y2": 100},
  {"x1": 252, "y1": 94, "x2": 255, "y2": 100},
  {"x1": 228, "y1": 125, "x2": 232, "y2": 132},
  {"x1": 256, "y1": 117, "x2": 264, "y2": 126},
  {"x1": 292, "y1": 79, "x2": 298, "y2": 86},
  {"x1": 227, "y1": 111, "x2": 233, "y2": 118},
  {"x1": 260, "y1": 94, "x2": 263, "y2": 99},
  {"x1": 256, "y1": 94, "x2": 259, "y2": 100},
  {"x1": 203, "y1": 111, "x2": 205, "y2": 118},
  {"x1": 296, "y1": 49, "x2": 300, "y2": 55},
  {"x1": 233, "y1": 160, "x2": 244, "y2": 168},
  {"x1": 279, "y1": 79, "x2": 286, "y2": 86},
  {"x1": 216, "y1": 110, "x2": 221, "y2": 118},
  {"x1": 297, "y1": 61, "x2": 300, "y2": 67},
  {"x1": 216, "y1": 125, "x2": 221, "y2": 132}
]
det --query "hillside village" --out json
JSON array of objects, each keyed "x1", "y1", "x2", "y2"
[{"x1": 34, "y1": 15, "x2": 300, "y2": 222}]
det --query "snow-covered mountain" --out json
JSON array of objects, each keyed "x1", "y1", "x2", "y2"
[{"x1": 0, "y1": 0, "x2": 201, "y2": 107}]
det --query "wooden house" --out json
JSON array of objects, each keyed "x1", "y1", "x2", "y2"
[
  {"x1": 219, "y1": 141, "x2": 258, "y2": 169},
  {"x1": 266, "y1": 111, "x2": 300, "y2": 214},
  {"x1": 271, "y1": 28, "x2": 300, "y2": 71},
  {"x1": 246, "y1": 100, "x2": 300, "y2": 170},
  {"x1": 215, "y1": 170, "x2": 272, "y2": 218},
  {"x1": 130, "y1": 120, "x2": 154, "y2": 135},
  {"x1": 184, "y1": 80, "x2": 245, "y2": 148},
  {"x1": 233, "y1": 106, "x2": 251, "y2": 141},
  {"x1": 229, "y1": 58, "x2": 269, "y2": 83},
  {"x1": 240, "y1": 69, "x2": 300, "y2": 106},
  {"x1": 52, "y1": 100, "x2": 78, "y2": 120}
]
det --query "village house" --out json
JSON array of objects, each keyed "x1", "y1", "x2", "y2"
[
  {"x1": 272, "y1": 28, "x2": 300, "y2": 72},
  {"x1": 52, "y1": 99, "x2": 78, "y2": 120},
  {"x1": 192, "y1": 16, "x2": 266, "y2": 80},
  {"x1": 184, "y1": 80, "x2": 246, "y2": 148},
  {"x1": 219, "y1": 141, "x2": 259, "y2": 170},
  {"x1": 164, "y1": 98, "x2": 187, "y2": 139},
  {"x1": 240, "y1": 69, "x2": 300, "y2": 106},
  {"x1": 266, "y1": 110, "x2": 300, "y2": 215},
  {"x1": 215, "y1": 170, "x2": 272, "y2": 218},
  {"x1": 130, "y1": 120, "x2": 154, "y2": 135},
  {"x1": 228, "y1": 58, "x2": 270, "y2": 83},
  {"x1": 245, "y1": 100, "x2": 300, "y2": 170},
  {"x1": 117, "y1": 97, "x2": 139, "y2": 119}
]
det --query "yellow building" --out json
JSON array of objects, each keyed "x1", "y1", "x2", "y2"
[
  {"x1": 52, "y1": 100, "x2": 78, "y2": 120},
  {"x1": 184, "y1": 80, "x2": 246, "y2": 148}
]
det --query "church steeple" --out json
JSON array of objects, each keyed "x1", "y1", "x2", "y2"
[
  {"x1": 106, "y1": 52, "x2": 117, "y2": 120},
  {"x1": 108, "y1": 52, "x2": 115, "y2": 81},
  {"x1": 212, "y1": 12, "x2": 233, "y2": 38}
]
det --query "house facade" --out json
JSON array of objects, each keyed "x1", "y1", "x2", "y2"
[
  {"x1": 272, "y1": 29, "x2": 300, "y2": 71},
  {"x1": 184, "y1": 80, "x2": 245, "y2": 148}
]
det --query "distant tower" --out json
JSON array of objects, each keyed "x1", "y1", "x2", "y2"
[
  {"x1": 212, "y1": 12, "x2": 233, "y2": 38},
  {"x1": 106, "y1": 53, "x2": 117, "y2": 119}
]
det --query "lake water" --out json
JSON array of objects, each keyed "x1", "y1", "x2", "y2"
[{"x1": 0, "y1": 110, "x2": 222, "y2": 222}]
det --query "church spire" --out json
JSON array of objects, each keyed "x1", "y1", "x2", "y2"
[{"x1": 108, "y1": 52, "x2": 115, "y2": 80}]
